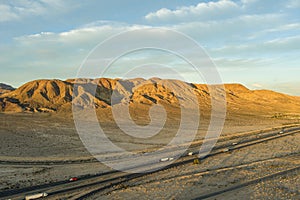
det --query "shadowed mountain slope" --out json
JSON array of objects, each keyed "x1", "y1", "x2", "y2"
[{"x1": 0, "y1": 83, "x2": 15, "y2": 94}]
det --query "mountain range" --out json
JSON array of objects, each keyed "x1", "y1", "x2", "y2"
[{"x1": 0, "y1": 78, "x2": 299, "y2": 116}]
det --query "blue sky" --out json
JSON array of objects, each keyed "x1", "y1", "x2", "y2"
[{"x1": 0, "y1": 0, "x2": 300, "y2": 95}]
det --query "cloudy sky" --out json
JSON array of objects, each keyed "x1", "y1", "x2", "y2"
[{"x1": 1, "y1": 0, "x2": 300, "y2": 95}]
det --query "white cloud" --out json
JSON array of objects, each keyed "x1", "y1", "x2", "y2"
[
  {"x1": 0, "y1": 4, "x2": 19, "y2": 22},
  {"x1": 144, "y1": 0, "x2": 294, "y2": 24},
  {"x1": 247, "y1": 23, "x2": 300, "y2": 39},
  {"x1": 6, "y1": 22, "x2": 153, "y2": 81},
  {"x1": 287, "y1": 0, "x2": 300, "y2": 8},
  {"x1": 211, "y1": 35, "x2": 300, "y2": 57},
  {"x1": 170, "y1": 13, "x2": 285, "y2": 45},
  {"x1": 240, "y1": 0, "x2": 286, "y2": 11},
  {"x1": 0, "y1": 0, "x2": 74, "y2": 22},
  {"x1": 213, "y1": 57, "x2": 272, "y2": 69},
  {"x1": 145, "y1": 0, "x2": 240, "y2": 23},
  {"x1": 14, "y1": 21, "x2": 150, "y2": 48}
]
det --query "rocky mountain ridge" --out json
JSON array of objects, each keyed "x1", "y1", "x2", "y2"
[{"x1": 0, "y1": 78, "x2": 299, "y2": 115}]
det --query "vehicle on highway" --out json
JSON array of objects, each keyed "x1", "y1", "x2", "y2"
[
  {"x1": 160, "y1": 158, "x2": 174, "y2": 162},
  {"x1": 25, "y1": 192, "x2": 48, "y2": 200},
  {"x1": 69, "y1": 177, "x2": 78, "y2": 182},
  {"x1": 188, "y1": 152, "x2": 193, "y2": 156},
  {"x1": 160, "y1": 158, "x2": 169, "y2": 162}
]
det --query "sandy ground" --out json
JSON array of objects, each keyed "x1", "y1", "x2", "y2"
[{"x1": 0, "y1": 112, "x2": 300, "y2": 199}]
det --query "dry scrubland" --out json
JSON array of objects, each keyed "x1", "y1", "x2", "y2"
[{"x1": 0, "y1": 78, "x2": 300, "y2": 199}]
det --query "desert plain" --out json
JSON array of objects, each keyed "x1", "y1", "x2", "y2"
[{"x1": 0, "y1": 78, "x2": 300, "y2": 199}]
